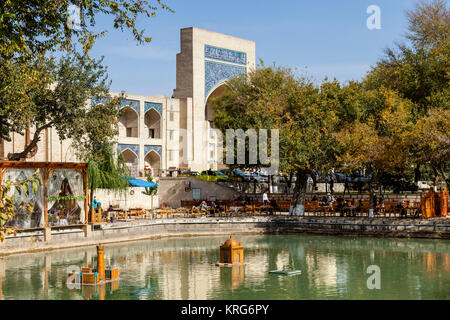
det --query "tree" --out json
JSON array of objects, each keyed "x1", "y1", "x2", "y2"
[
  {"x1": 87, "y1": 143, "x2": 129, "y2": 208},
  {"x1": 3, "y1": 53, "x2": 121, "y2": 161},
  {"x1": 405, "y1": 0, "x2": 450, "y2": 50},
  {"x1": 0, "y1": 170, "x2": 42, "y2": 241},
  {"x1": 0, "y1": 0, "x2": 173, "y2": 57},
  {"x1": 213, "y1": 64, "x2": 340, "y2": 215},
  {"x1": 334, "y1": 87, "x2": 415, "y2": 206},
  {"x1": 142, "y1": 176, "x2": 158, "y2": 196},
  {"x1": 407, "y1": 108, "x2": 450, "y2": 187},
  {"x1": 364, "y1": 0, "x2": 449, "y2": 185}
]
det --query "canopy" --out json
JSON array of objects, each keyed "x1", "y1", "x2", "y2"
[{"x1": 124, "y1": 176, "x2": 158, "y2": 188}]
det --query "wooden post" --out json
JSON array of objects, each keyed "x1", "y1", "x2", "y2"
[
  {"x1": 90, "y1": 205, "x2": 96, "y2": 224},
  {"x1": 97, "y1": 205, "x2": 102, "y2": 223},
  {"x1": 96, "y1": 245, "x2": 105, "y2": 282},
  {"x1": 43, "y1": 168, "x2": 49, "y2": 227},
  {"x1": 83, "y1": 168, "x2": 88, "y2": 225}
]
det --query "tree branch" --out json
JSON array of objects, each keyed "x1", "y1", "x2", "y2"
[{"x1": 7, "y1": 122, "x2": 53, "y2": 161}]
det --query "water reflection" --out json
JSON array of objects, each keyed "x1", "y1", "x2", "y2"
[{"x1": 1, "y1": 234, "x2": 449, "y2": 300}]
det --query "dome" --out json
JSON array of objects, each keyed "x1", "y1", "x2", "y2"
[{"x1": 221, "y1": 235, "x2": 242, "y2": 248}]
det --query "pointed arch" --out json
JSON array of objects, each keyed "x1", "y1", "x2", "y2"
[
  {"x1": 119, "y1": 106, "x2": 139, "y2": 138},
  {"x1": 144, "y1": 108, "x2": 161, "y2": 139}
]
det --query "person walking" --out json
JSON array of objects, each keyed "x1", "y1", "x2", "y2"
[
  {"x1": 344, "y1": 177, "x2": 351, "y2": 195},
  {"x1": 263, "y1": 191, "x2": 269, "y2": 206},
  {"x1": 329, "y1": 176, "x2": 334, "y2": 194}
]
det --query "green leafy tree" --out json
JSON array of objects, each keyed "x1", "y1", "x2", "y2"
[
  {"x1": 213, "y1": 64, "x2": 340, "y2": 215},
  {"x1": 334, "y1": 87, "x2": 415, "y2": 204},
  {"x1": 87, "y1": 143, "x2": 130, "y2": 206},
  {"x1": 407, "y1": 108, "x2": 450, "y2": 187},
  {"x1": 364, "y1": 0, "x2": 449, "y2": 185},
  {"x1": 3, "y1": 53, "x2": 121, "y2": 161},
  {"x1": 142, "y1": 176, "x2": 158, "y2": 196},
  {"x1": 0, "y1": 0, "x2": 173, "y2": 57}
]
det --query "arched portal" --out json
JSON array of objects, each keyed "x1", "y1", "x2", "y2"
[
  {"x1": 120, "y1": 149, "x2": 138, "y2": 175},
  {"x1": 144, "y1": 108, "x2": 161, "y2": 139},
  {"x1": 205, "y1": 83, "x2": 227, "y2": 123},
  {"x1": 144, "y1": 151, "x2": 161, "y2": 177},
  {"x1": 119, "y1": 107, "x2": 139, "y2": 138}
]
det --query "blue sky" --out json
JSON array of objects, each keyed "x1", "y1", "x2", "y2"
[{"x1": 88, "y1": 0, "x2": 417, "y2": 96}]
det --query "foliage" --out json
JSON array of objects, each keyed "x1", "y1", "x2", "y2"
[
  {"x1": 364, "y1": 0, "x2": 450, "y2": 186},
  {"x1": 405, "y1": 0, "x2": 449, "y2": 50},
  {"x1": 0, "y1": 0, "x2": 173, "y2": 57},
  {"x1": 142, "y1": 176, "x2": 158, "y2": 196},
  {"x1": 1, "y1": 53, "x2": 122, "y2": 161},
  {"x1": 213, "y1": 64, "x2": 340, "y2": 214},
  {"x1": 407, "y1": 108, "x2": 450, "y2": 186},
  {"x1": 87, "y1": 143, "x2": 129, "y2": 197},
  {"x1": 0, "y1": 170, "x2": 42, "y2": 241}
]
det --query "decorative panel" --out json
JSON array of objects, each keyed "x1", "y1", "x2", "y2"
[
  {"x1": 120, "y1": 99, "x2": 140, "y2": 115},
  {"x1": 205, "y1": 45, "x2": 246, "y2": 65},
  {"x1": 145, "y1": 102, "x2": 162, "y2": 116},
  {"x1": 144, "y1": 145, "x2": 162, "y2": 158},
  {"x1": 205, "y1": 60, "x2": 246, "y2": 99},
  {"x1": 118, "y1": 144, "x2": 139, "y2": 157}
]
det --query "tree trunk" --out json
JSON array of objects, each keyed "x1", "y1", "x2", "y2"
[
  {"x1": 436, "y1": 165, "x2": 450, "y2": 190},
  {"x1": 8, "y1": 123, "x2": 52, "y2": 161},
  {"x1": 414, "y1": 163, "x2": 421, "y2": 184},
  {"x1": 289, "y1": 169, "x2": 309, "y2": 216}
]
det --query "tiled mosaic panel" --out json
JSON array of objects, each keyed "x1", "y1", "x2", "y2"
[
  {"x1": 118, "y1": 144, "x2": 139, "y2": 157},
  {"x1": 205, "y1": 45, "x2": 247, "y2": 65},
  {"x1": 145, "y1": 102, "x2": 163, "y2": 116},
  {"x1": 145, "y1": 145, "x2": 162, "y2": 157},
  {"x1": 205, "y1": 60, "x2": 246, "y2": 99},
  {"x1": 120, "y1": 99, "x2": 140, "y2": 115}
]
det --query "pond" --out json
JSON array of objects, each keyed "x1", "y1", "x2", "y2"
[{"x1": 0, "y1": 234, "x2": 448, "y2": 300}]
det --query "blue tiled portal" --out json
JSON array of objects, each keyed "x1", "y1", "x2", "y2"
[
  {"x1": 205, "y1": 45, "x2": 246, "y2": 65},
  {"x1": 118, "y1": 144, "x2": 139, "y2": 157},
  {"x1": 120, "y1": 99, "x2": 140, "y2": 115},
  {"x1": 145, "y1": 102, "x2": 162, "y2": 116},
  {"x1": 204, "y1": 60, "x2": 246, "y2": 99},
  {"x1": 144, "y1": 145, "x2": 162, "y2": 158}
]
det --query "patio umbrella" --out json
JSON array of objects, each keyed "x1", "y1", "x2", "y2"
[{"x1": 123, "y1": 176, "x2": 158, "y2": 188}]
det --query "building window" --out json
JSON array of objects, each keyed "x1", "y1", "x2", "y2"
[
  {"x1": 149, "y1": 128, "x2": 155, "y2": 139},
  {"x1": 169, "y1": 150, "x2": 173, "y2": 161},
  {"x1": 169, "y1": 130, "x2": 174, "y2": 141},
  {"x1": 126, "y1": 128, "x2": 133, "y2": 137},
  {"x1": 170, "y1": 112, "x2": 174, "y2": 121},
  {"x1": 192, "y1": 188, "x2": 201, "y2": 200}
]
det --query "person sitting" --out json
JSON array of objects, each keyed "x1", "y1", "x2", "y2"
[
  {"x1": 326, "y1": 193, "x2": 335, "y2": 213},
  {"x1": 270, "y1": 200, "x2": 279, "y2": 214},
  {"x1": 311, "y1": 195, "x2": 318, "y2": 202},
  {"x1": 200, "y1": 201, "x2": 208, "y2": 212},
  {"x1": 396, "y1": 200, "x2": 407, "y2": 217},
  {"x1": 91, "y1": 196, "x2": 99, "y2": 212},
  {"x1": 210, "y1": 201, "x2": 217, "y2": 214}
]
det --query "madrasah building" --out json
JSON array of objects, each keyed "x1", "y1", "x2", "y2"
[{"x1": 0, "y1": 28, "x2": 256, "y2": 177}]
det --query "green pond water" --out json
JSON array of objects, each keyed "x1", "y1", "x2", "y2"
[{"x1": 0, "y1": 234, "x2": 449, "y2": 300}]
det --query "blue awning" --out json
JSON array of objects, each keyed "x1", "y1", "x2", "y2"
[{"x1": 124, "y1": 176, "x2": 158, "y2": 188}]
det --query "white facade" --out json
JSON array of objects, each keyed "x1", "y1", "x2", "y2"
[{"x1": 0, "y1": 28, "x2": 256, "y2": 177}]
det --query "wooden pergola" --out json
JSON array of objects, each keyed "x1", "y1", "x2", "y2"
[{"x1": 0, "y1": 161, "x2": 89, "y2": 227}]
